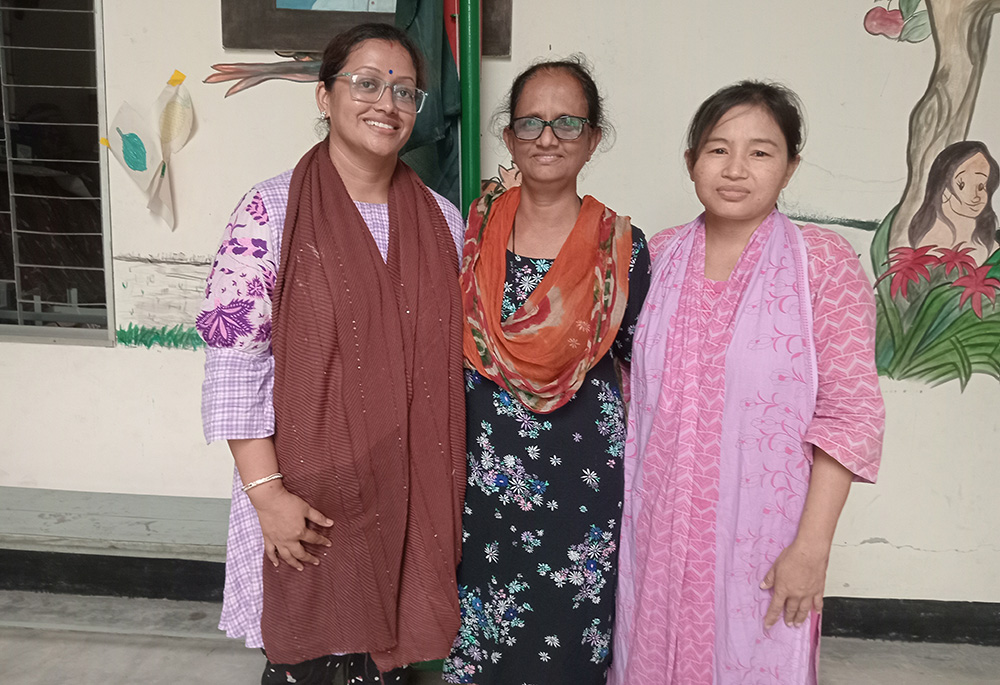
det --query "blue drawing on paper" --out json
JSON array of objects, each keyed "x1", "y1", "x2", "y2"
[{"x1": 116, "y1": 127, "x2": 148, "y2": 172}]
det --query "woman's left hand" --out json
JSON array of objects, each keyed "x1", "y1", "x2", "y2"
[{"x1": 760, "y1": 539, "x2": 829, "y2": 629}]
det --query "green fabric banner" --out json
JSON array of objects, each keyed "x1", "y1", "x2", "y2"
[{"x1": 396, "y1": 0, "x2": 462, "y2": 208}]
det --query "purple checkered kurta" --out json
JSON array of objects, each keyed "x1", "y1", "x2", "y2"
[{"x1": 198, "y1": 170, "x2": 465, "y2": 647}]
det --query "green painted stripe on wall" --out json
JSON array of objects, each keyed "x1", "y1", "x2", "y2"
[{"x1": 116, "y1": 324, "x2": 205, "y2": 350}]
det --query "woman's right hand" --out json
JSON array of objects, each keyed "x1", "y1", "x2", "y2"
[{"x1": 246, "y1": 482, "x2": 334, "y2": 570}]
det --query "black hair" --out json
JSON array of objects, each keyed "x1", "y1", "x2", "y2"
[
  {"x1": 497, "y1": 55, "x2": 612, "y2": 141},
  {"x1": 908, "y1": 140, "x2": 999, "y2": 249},
  {"x1": 686, "y1": 80, "x2": 804, "y2": 161},
  {"x1": 317, "y1": 22, "x2": 427, "y2": 91}
]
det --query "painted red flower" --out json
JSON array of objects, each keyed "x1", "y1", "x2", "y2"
[
  {"x1": 952, "y1": 265, "x2": 1000, "y2": 319},
  {"x1": 936, "y1": 243, "x2": 977, "y2": 277},
  {"x1": 876, "y1": 245, "x2": 940, "y2": 299}
]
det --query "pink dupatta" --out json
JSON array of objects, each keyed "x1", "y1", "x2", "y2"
[{"x1": 611, "y1": 210, "x2": 820, "y2": 685}]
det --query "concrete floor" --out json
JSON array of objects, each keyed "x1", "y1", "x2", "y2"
[{"x1": 1, "y1": 591, "x2": 998, "y2": 684}]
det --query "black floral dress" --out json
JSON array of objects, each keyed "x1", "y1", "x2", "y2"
[{"x1": 443, "y1": 229, "x2": 651, "y2": 685}]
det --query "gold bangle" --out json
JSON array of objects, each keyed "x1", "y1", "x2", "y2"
[{"x1": 241, "y1": 473, "x2": 283, "y2": 493}]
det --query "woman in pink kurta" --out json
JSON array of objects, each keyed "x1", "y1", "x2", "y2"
[{"x1": 610, "y1": 82, "x2": 885, "y2": 684}]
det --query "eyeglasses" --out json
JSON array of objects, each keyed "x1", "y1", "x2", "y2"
[
  {"x1": 331, "y1": 72, "x2": 427, "y2": 114},
  {"x1": 510, "y1": 115, "x2": 590, "y2": 141}
]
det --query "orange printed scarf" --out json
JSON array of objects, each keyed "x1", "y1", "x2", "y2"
[{"x1": 461, "y1": 184, "x2": 632, "y2": 413}]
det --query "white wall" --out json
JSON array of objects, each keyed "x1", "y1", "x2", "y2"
[
  {"x1": 1, "y1": 0, "x2": 321, "y2": 498},
  {"x1": 477, "y1": 1, "x2": 956, "y2": 230},
  {"x1": 476, "y1": 1, "x2": 1000, "y2": 605},
  {"x1": 0, "y1": 343, "x2": 231, "y2": 499},
  {"x1": 0, "y1": 0, "x2": 997, "y2": 603}
]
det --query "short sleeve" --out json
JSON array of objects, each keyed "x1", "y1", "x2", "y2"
[
  {"x1": 202, "y1": 349, "x2": 275, "y2": 443},
  {"x1": 801, "y1": 227, "x2": 885, "y2": 483},
  {"x1": 198, "y1": 188, "x2": 279, "y2": 443},
  {"x1": 612, "y1": 226, "x2": 651, "y2": 363}
]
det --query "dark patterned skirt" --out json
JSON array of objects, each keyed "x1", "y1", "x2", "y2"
[{"x1": 443, "y1": 358, "x2": 625, "y2": 685}]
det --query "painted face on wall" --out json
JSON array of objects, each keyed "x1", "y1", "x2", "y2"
[
  {"x1": 502, "y1": 69, "x2": 601, "y2": 188},
  {"x1": 944, "y1": 152, "x2": 990, "y2": 219},
  {"x1": 687, "y1": 104, "x2": 799, "y2": 229},
  {"x1": 316, "y1": 39, "x2": 417, "y2": 163}
]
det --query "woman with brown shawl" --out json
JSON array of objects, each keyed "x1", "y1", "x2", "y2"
[{"x1": 198, "y1": 23, "x2": 466, "y2": 684}]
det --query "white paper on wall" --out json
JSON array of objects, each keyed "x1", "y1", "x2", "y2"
[
  {"x1": 105, "y1": 70, "x2": 194, "y2": 230},
  {"x1": 108, "y1": 103, "x2": 162, "y2": 195},
  {"x1": 146, "y1": 159, "x2": 174, "y2": 229},
  {"x1": 155, "y1": 70, "x2": 194, "y2": 158}
]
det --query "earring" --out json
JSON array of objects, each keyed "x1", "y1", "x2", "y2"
[{"x1": 320, "y1": 110, "x2": 328, "y2": 119}]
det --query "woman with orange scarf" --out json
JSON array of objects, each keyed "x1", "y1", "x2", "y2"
[{"x1": 442, "y1": 58, "x2": 650, "y2": 685}]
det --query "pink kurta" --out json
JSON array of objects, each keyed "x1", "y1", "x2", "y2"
[{"x1": 611, "y1": 213, "x2": 884, "y2": 685}]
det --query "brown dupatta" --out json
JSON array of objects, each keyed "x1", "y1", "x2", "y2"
[
  {"x1": 461, "y1": 184, "x2": 632, "y2": 413},
  {"x1": 264, "y1": 141, "x2": 465, "y2": 671}
]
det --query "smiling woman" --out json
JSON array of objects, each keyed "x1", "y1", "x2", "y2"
[
  {"x1": 197, "y1": 22, "x2": 467, "y2": 685},
  {"x1": 611, "y1": 81, "x2": 885, "y2": 685},
  {"x1": 443, "y1": 57, "x2": 651, "y2": 685},
  {"x1": 316, "y1": 38, "x2": 425, "y2": 196}
]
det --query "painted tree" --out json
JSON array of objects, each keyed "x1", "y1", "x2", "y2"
[
  {"x1": 867, "y1": 1, "x2": 1000, "y2": 387},
  {"x1": 890, "y1": 0, "x2": 1000, "y2": 248}
]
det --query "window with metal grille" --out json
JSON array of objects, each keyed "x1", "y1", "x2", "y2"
[{"x1": 0, "y1": 0, "x2": 109, "y2": 339}]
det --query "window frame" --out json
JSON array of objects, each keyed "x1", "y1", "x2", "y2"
[{"x1": 0, "y1": 0, "x2": 114, "y2": 346}]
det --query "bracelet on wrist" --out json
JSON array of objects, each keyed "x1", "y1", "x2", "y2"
[{"x1": 241, "y1": 472, "x2": 283, "y2": 493}]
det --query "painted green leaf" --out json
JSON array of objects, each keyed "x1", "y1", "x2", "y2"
[
  {"x1": 874, "y1": 294, "x2": 899, "y2": 373},
  {"x1": 918, "y1": 357, "x2": 998, "y2": 387},
  {"x1": 915, "y1": 340, "x2": 995, "y2": 373},
  {"x1": 911, "y1": 360, "x2": 958, "y2": 381},
  {"x1": 891, "y1": 283, "x2": 953, "y2": 360},
  {"x1": 900, "y1": 0, "x2": 922, "y2": 20},
  {"x1": 914, "y1": 288, "x2": 969, "y2": 354},
  {"x1": 902, "y1": 317, "x2": 1000, "y2": 384},
  {"x1": 900, "y1": 11, "x2": 932, "y2": 43},
  {"x1": 974, "y1": 355, "x2": 1000, "y2": 378},
  {"x1": 870, "y1": 209, "x2": 904, "y2": 375},
  {"x1": 948, "y1": 337, "x2": 973, "y2": 389},
  {"x1": 985, "y1": 247, "x2": 1000, "y2": 280},
  {"x1": 116, "y1": 127, "x2": 148, "y2": 172},
  {"x1": 885, "y1": 279, "x2": 978, "y2": 379},
  {"x1": 923, "y1": 311, "x2": 1000, "y2": 352}
]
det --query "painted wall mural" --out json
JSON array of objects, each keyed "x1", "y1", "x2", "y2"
[
  {"x1": 867, "y1": 0, "x2": 1000, "y2": 388},
  {"x1": 220, "y1": 0, "x2": 394, "y2": 53},
  {"x1": 114, "y1": 254, "x2": 210, "y2": 350},
  {"x1": 205, "y1": 53, "x2": 321, "y2": 98}
]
